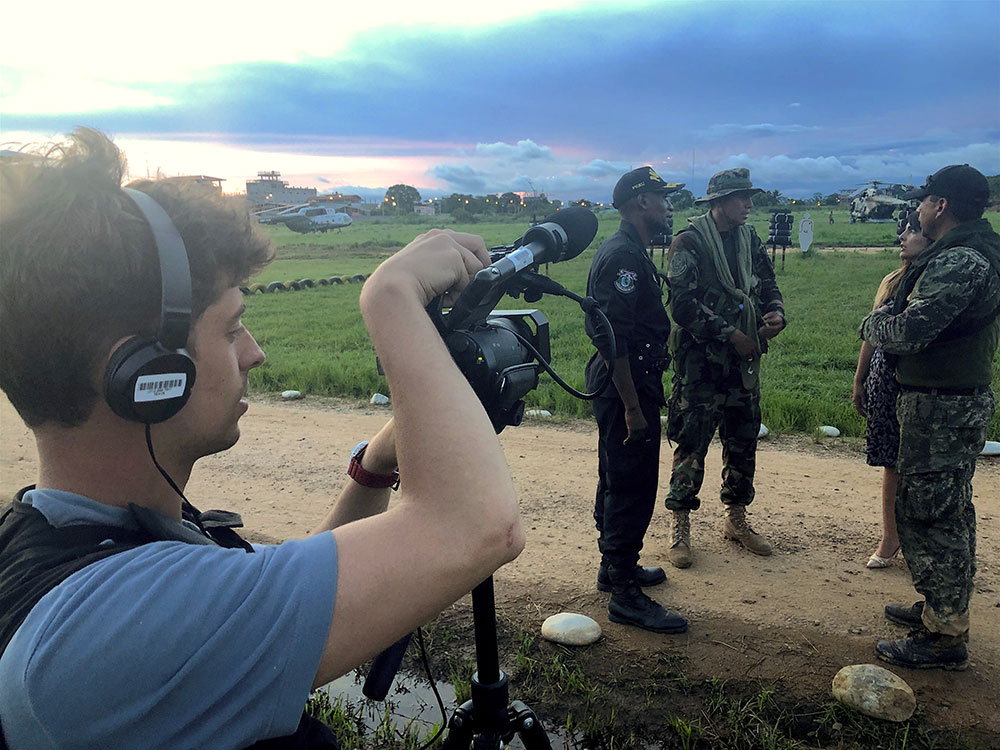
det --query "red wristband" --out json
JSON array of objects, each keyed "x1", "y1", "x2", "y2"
[{"x1": 347, "y1": 444, "x2": 399, "y2": 489}]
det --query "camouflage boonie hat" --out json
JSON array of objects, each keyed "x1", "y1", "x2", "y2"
[
  {"x1": 694, "y1": 168, "x2": 764, "y2": 204},
  {"x1": 612, "y1": 166, "x2": 684, "y2": 209}
]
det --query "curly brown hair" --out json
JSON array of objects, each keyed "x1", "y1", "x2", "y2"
[{"x1": 0, "y1": 127, "x2": 273, "y2": 427}]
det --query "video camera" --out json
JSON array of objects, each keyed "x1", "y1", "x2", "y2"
[{"x1": 427, "y1": 206, "x2": 613, "y2": 432}]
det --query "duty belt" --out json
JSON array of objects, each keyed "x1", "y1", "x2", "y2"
[
  {"x1": 633, "y1": 342, "x2": 669, "y2": 372},
  {"x1": 898, "y1": 384, "x2": 989, "y2": 397}
]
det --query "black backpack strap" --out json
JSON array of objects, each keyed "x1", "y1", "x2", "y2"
[{"x1": 243, "y1": 711, "x2": 339, "y2": 749}]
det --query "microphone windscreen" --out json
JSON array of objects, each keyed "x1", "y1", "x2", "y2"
[{"x1": 542, "y1": 206, "x2": 599, "y2": 261}]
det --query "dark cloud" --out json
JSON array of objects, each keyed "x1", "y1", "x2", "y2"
[
  {"x1": 699, "y1": 123, "x2": 821, "y2": 139},
  {"x1": 429, "y1": 163, "x2": 489, "y2": 193},
  {"x1": 5, "y1": 1, "x2": 996, "y2": 199},
  {"x1": 577, "y1": 159, "x2": 630, "y2": 178},
  {"x1": 474, "y1": 139, "x2": 552, "y2": 162}
]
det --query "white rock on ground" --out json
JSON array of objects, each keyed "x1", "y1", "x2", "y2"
[
  {"x1": 981, "y1": 440, "x2": 1000, "y2": 457},
  {"x1": 758, "y1": 423, "x2": 769, "y2": 438},
  {"x1": 525, "y1": 409, "x2": 552, "y2": 418},
  {"x1": 540, "y1": 613, "x2": 601, "y2": 646},
  {"x1": 370, "y1": 393, "x2": 390, "y2": 405},
  {"x1": 818, "y1": 425, "x2": 841, "y2": 437},
  {"x1": 831, "y1": 664, "x2": 915, "y2": 722},
  {"x1": 281, "y1": 390, "x2": 302, "y2": 400}
]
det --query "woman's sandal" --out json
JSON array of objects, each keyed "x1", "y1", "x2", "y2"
[{"x1": 866, "y1": 546, "x2": 901, "y2": 569}]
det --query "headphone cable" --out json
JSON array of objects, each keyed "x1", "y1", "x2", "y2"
[{"x1": 145, "y1": 422, "x2": 190, "y2": 504}]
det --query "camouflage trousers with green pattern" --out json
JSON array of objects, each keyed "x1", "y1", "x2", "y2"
[
  {"x1": 895, "y1": 388, "x2": 994, "y2": 636},
  {"x1": 665, "y1": 344, "x2": 760, "y2": 512}
]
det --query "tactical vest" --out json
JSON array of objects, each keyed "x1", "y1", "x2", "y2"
[
  {"x1": 890, "y1": 220, "x2": 1000, "y2": 389},
  {"x1": 894, "y1": 309, "x2": 1000, "y2": 388},
  {"x1": 0, "y1": 489, "x2": 338, "y2": 750}
]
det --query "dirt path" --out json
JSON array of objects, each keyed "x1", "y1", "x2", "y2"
[{"x1": 2, "y1": 395, "x2": 998, "y2": 736}]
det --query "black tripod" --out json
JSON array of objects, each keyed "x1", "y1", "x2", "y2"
[
  {"x1": 365, "y1": 576, "x2": 551, "y2": 748},
  {"x1": 440, "y1": 576, "x2": 551, "y2": 749}
]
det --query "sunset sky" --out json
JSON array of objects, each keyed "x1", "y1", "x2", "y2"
[{"x1": 3, "y1": 0, "x2": 998, "y2": 202}]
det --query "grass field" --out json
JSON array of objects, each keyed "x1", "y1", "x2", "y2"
[{"x1": 244, "y1": 210, "x2": 1000, "y2": 439}]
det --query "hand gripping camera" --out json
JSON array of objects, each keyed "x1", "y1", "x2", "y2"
[{"x1": 427, "y1": 206, "x2": 614, "y2": 432}]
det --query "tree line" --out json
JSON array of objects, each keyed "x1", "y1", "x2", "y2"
[{"x1": 379, "y1": 176, "x2": 1000, "y2": 217}]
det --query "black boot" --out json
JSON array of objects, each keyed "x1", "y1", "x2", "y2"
[
  {"x1": 875, "y1": 627, "x2": 968, "y2": 671},
  {"x1": 597, "y1": 564, "x2": 666, "y2": 592},
  {"x1": 884, "y1": 601, "x2": 924, "y2": 627},
  {"x1": 607, "y1": 581, "x2": 687, "y2": 634}
]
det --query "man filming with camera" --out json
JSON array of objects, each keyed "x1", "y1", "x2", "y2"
[{"x1": 0, "y1": 128, "x2": 524, "y2": 748}]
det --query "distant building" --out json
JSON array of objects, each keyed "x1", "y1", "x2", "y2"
[
  {"x1": 314, "y1": 192, "x2": 365, "y2": 216},
  {"x1": 414, "y1": 203, "x2": 436, "y2": 216},
  {"x1": 246, "y1": 171, "x2": 316, "y2": 207}
]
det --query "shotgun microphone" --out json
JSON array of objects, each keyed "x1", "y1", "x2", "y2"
[{"x1": 443, "y1": 206, "x2": 598, "y2": 329}]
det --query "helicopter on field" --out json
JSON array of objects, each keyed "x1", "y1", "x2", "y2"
[
  {"x1": 254, "y1": 203, "x2": 353, "y2": 233},
  {"x1": 847, "y1": 180, "x2": 911, "y2": 223}
]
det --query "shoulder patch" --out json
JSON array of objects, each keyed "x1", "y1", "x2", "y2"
[
  {"x1": 668, "y1": 253, "x2": 691, "y2": 278},
  {"x1": 614, "y1": 268, "x2": 638, "y2": 294}
]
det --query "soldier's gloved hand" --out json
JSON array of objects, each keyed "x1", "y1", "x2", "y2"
[
  {"x1": 623, "y1": 405, "x2": 648, "y2": 445},
  {"x1": 729, "y1": 329, "x2": 758, "y2": 358}
]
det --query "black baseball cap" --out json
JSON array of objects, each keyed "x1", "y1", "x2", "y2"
[
  {"x1": 612, "y1": 166, "x2": 684, "y2": 209},
  {"x1": 902, "y1": 164, "x2": 989, "y2": 206}
]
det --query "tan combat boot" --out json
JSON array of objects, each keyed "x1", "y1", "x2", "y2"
[
  {"x1": 667, "y1": 510, "x2": 692, "y2": 568},
  {"x1": 723, "y1": 505, "x2": 772, "y2": 556}
]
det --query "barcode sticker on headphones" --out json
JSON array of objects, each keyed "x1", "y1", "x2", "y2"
[{"x1": 134, "y1": 374, "x2": 188, "y2": 402}]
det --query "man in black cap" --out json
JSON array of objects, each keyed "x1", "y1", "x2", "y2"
[
  {"x1": 862, "y1": 164, "x2": 1000, "y2": 670},
  {"x1": 585, "y1": 166, "x2": 687, "y2": 633},
  {"x1": 663, "y1": 168, "x2": 786, "y2": 568}
]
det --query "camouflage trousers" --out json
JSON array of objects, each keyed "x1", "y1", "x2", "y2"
[
  {"x1": 665, "y1": 347, "x2": 760, "y2": 511},
  {"x1": 895, "y1": 388, "x2": 994, "y2": 636}
]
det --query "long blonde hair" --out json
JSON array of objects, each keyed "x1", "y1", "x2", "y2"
[
  {"x1": 873, "y1": 267, "x2": 906, "y2": 308},
  {"x1": 872, "y1": 211, "x2": 921, "y2": 308}
]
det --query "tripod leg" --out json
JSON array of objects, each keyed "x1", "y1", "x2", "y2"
[
  {"x1": 510, "y1": 701, "x2": 553, "y2": 750},
  {"x1": 440, "y1": 700, "x2": 475, "y2": 749}
]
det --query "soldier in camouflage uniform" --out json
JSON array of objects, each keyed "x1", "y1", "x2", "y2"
[
  {"x1": 664, "y1": 168, "x2": 786, "y2": 568},
  {"x1": 861, "y1": 164, "x2": 1000, "y2": 671}
]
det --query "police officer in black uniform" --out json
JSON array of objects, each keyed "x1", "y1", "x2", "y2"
[{"x1": 586, "y1": 167, "x2": 688, "y2": 633}]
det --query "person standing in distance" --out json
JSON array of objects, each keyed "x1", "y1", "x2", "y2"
[
  {"x1": 664, "y1": 168, "x2": 786, "y2": 568},
  {"x1": 585, "y1": 166, "x2": 687, "y2": 634},
  {"x1": 862, "y1": 164, "x2": 1000, "y2": 671}
]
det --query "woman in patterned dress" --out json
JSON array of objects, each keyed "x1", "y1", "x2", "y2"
[{"x1": 851, "y1": 212, "x2": 930, "y2": 569}]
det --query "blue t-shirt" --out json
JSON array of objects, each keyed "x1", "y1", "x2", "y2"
[{"x1": 0, "y1": 489, "x2": 338, "y2": 749}]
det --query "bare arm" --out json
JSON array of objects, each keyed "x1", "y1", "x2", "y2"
[
  {"x1": 609, "y1": 356, "x2": 646, "y2": 444},
  {"x1": 852, "y1": 340, "x2": 875, "y2": 417},
  {"x1": 310, "y1": 420, "x2": 397, "y2": 534},
  {"x1": 314, "y1": 230, "x2": 525, "y2": 686}
]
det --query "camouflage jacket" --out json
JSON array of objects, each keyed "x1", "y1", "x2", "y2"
[
  {"x1": 861, "y1": 219, "x2": 1000, "y2": 388},
  {"x1": 667, "y1": 220, "x2": 783, "y2": 348}
]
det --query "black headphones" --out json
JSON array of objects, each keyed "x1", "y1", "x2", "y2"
[{"x1": 103, "y1": 187, "x2": 197, "y2": 423}]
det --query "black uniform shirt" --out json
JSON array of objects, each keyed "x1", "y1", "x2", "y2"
[{"x1": 585, "y1": 220, "x2": 671, "y2": 365}]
